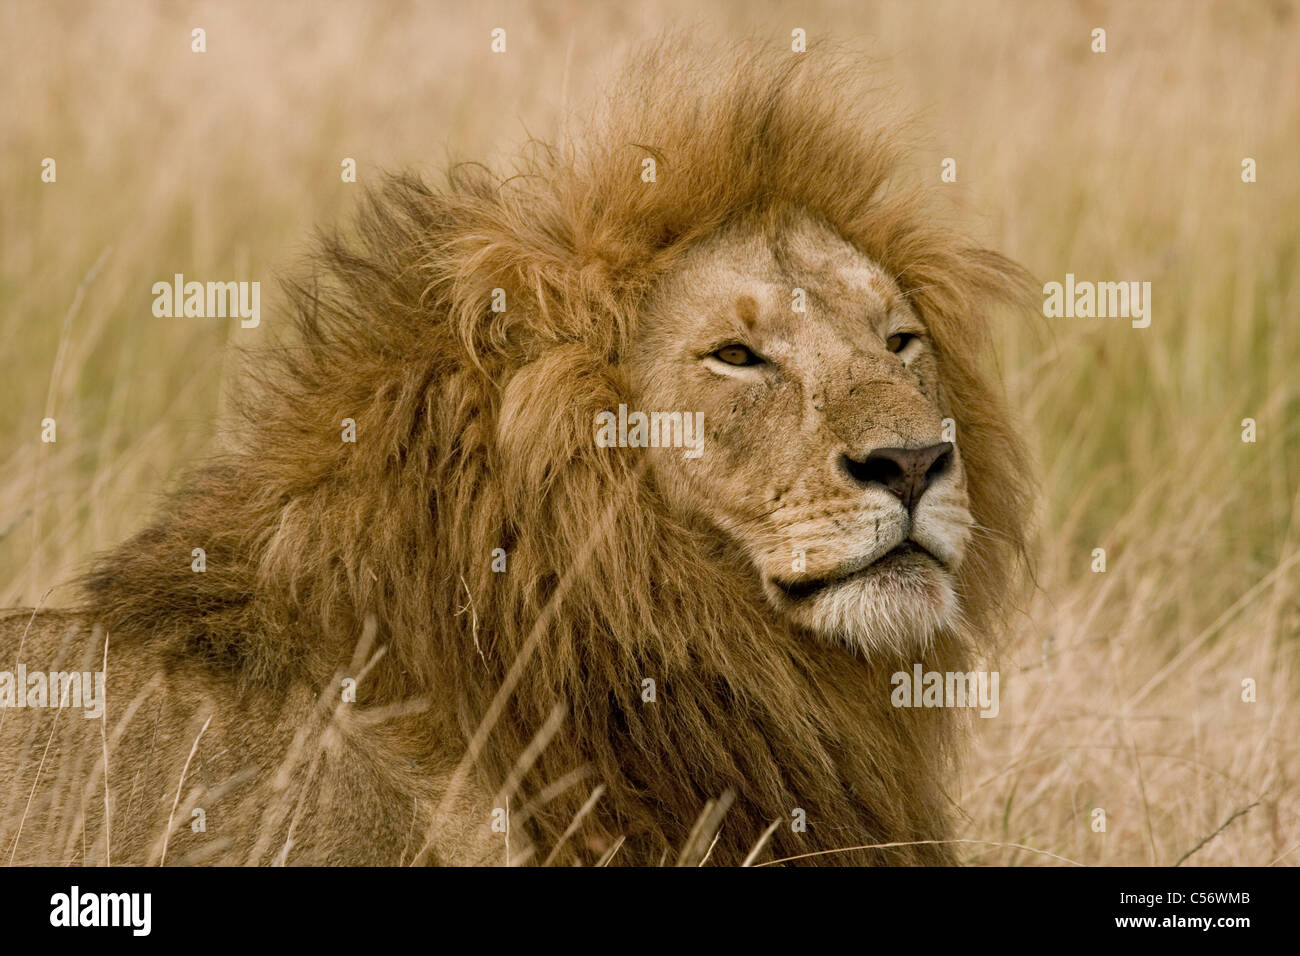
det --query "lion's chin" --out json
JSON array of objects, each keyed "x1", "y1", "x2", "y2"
[{"x1": 767, "y1": 546, "x2": 959, "y2": 657}]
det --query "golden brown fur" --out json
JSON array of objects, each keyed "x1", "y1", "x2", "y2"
[{"x1": 1, "y1": 41, "x2": 1032, "y2": 865}]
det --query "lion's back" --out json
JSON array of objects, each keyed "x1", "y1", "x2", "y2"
[{"x1": 0, "y1": 608, "x2": 461, "y2": 865}]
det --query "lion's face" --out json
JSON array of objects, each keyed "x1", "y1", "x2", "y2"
[{"x1": 631, "y1": 214, "x2": 973, "y2": 656}]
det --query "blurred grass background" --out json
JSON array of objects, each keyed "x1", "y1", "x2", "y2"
[{"x1": 1, "y1": 0, "x2": 1296, "y2": 865}]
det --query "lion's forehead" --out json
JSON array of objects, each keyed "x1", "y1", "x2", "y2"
[
  {"x1": 777, "y1": 220, "x2": 901, "y2": 298},
  {"x1": 667, "y1": 227, "x2": 905, "y2": 340}
]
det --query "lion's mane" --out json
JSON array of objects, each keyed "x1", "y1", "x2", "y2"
[{"x1": 83, "y1": 42, "x2": 1033, "y2": 865}]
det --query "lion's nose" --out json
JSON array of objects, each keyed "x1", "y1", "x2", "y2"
[{"x1": 840, "y1": 441, "x2": 954, "y2": 510}]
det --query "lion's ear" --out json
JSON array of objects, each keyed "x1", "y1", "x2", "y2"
[
  {"x1": 903, "y1": 243, "x2": 1037, "y2": 372},
  {"x1": 962, "y1": 246, "x2": 1037, "y2": 310},
  {"x1": 496, "y1": 345, "x2": 625, "y2": 500}
]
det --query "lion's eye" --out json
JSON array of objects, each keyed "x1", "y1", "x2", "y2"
[
  {"x1": 713, "y1": 344, "x2": 764, "y2": 366},
  {"x1": 886, "y1": 333, "x2": 917, "y2": 354}
]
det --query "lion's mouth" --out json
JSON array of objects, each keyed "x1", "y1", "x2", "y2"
[{"x1": 772, "y1": 541, "x2": 937, "y2": 602}]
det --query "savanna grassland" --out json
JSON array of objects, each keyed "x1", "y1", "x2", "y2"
[{"x1": 1, "y1": 0, "x2": 1296, "y2": 865}]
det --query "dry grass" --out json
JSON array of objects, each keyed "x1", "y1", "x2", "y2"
[{"x1": 1, "y1": 0, "x2": 1296, "y2": 865}]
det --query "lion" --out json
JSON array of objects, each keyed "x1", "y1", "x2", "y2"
[{"x1": 0, "y1": 41, "x2": 1032, "y2": 866}]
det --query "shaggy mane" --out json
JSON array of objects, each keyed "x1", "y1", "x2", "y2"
[{"x1": 83, "y1": 40, "x2": 1033, "y2": 865}]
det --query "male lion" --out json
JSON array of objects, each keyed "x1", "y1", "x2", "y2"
[{"x1": 1, "y1": 43, "x2": 1031, "y2": 866}]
